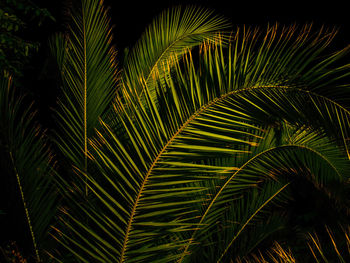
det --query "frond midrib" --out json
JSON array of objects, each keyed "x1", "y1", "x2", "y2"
[
  {"x1": 9, "y1": 151, "x2": 41, "y2": 262},
  {"x1": 118, "y1": 94, "x2": 202, "y2": 262},
  {"x1": 82, "y1": 2, "x2": 88, "y2": 197},
  {"x1": 118, "y1": 84, "x2": 280, "y2": 261},
  {"x1": 120, "y1": 84, "x2": 348, "y2": 262},
  {"x1": 178, "y1": 143, "x2": 343, "y2": 262},
  {"x1": 126, "y1": 26, "x2": 226, "y2": 99}
]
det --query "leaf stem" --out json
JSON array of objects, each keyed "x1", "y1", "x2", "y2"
[
  {"x1": 82, "y1": 2, "x2": 88, "y2": 198},
  {"x1": 9, "y1": 151, "x2": 41, "y2": 262}
]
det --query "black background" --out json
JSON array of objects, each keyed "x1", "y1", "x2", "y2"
[
  {"x1": 33, "y1": 0, "x2": 350, "y2": 52},
  {"x1": 107, "y1": 0, "x2": 350, "y2": 51},
  {"x1": 110, "y1": 1, "x2": 350, "y2": 51}
]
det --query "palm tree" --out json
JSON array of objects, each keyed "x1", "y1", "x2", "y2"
[
  {"x1": 50, "y1": 0, "x2": 228, "y2": 198},
  {"x1": 50, "y1": 0, "x2": 350, "y2": 260},
  {"x1": 1, "y1": 0, "x2": 350, "y2": 262},
  {"x1": 2, "y1": 0, "x2": 228, "y2": 261}
]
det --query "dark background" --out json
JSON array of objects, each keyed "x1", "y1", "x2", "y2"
[
  {"x1": 103, "y1": 0, "x2": 350, "y2": 51},
  {"x1": 32, "y1": 0, "x2": 350, "y2": 55},
  {"x1": 105, "y1": 0, "x2": 350, "y2": 51}
]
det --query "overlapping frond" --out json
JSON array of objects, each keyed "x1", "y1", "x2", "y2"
[
  {"x1": 235, "y1": 225, "x2": 350, "y2": 262},
  {"x1": 53, "y1": 18, "x2": 350, "y2": 263},
  {"x1": 0, "y1": 73, "x2": 56, "y2": 261},
  {"x1": 180, "y1": 24, "x2": 350, "y2": 154},
  {"x1": 180, "y1": 126, "x2": 350, "y2": 262},
  {"x1": 122, "y1": 5, "x2": 230, "y2": 101},
  {"x1": 53, "y1": 0, "x2": 118, "y2": 177},
  {"x1": 55, "y1": 70, "x2": 263, "y2": 261}
]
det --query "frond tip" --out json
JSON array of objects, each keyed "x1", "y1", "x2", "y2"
[{"x1": 122, "y1": 5, "x2": 230, "y2": 101}]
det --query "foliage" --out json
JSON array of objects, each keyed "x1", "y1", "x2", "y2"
[
  {"x1": 0, "y1": 72, "x2": 56, "y2": 262},
  {"x1": 238, "y1": 225, "x2": 350, "y2": 262},
  {"x1": 1, "y1": 0, "x2": 350, "y2": 262},
  {"x1": 1, "y1": 241, "x2": 28, "y2": 263},
  {"x1": 0, "y1": 0, "x2": 53, "y2": 78}
]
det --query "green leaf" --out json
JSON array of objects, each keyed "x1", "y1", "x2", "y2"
[
  {"x1": 52, "y1": 0, "x2": 119, "y2": 194},
  {"x1": 0, "y1": 72, "x2": 56, "y2": 261},
  {"x1": 122, "y1": 5, "x2": 230, "y2": 101}
]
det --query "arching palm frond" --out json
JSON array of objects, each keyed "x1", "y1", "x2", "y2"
[
  {"x1": 181, "y1": 126, "x2": 350, "y2": 262},
  {"x1": 53, "y1": 71, "x2": 262, "y2": 262},
  {"x1": 181, "y1": 24, "x2": 350, "y2": 154},
  {"x1": 0, "y1": 73, "x2": 56, "y2": 262},
  {"x1": 121, "y1": 5, "x2": 230, "y2": 102},
  {"x1": 169, "y1": 26, "x2": 350, "y2": 261},
  {"x1": 53, "y1": 20, "x2": 350, "y2": 263},
  {"x1": 235, "y1": 225, "x2": 350, "y2": 262}
]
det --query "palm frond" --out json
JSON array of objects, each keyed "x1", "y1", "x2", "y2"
[
  {"x1": 53, "y1": 65, "x2": 264, "y2": 262},
  {"x1": 0, "y1": 72, "x2": 56, "y2": 261},
  {"x1": 237, "y1": 241, "x2": 296, "y2": 263},
  {"x1": 180, "y1": 24, "x2": 350, "y2": 155},
  {"x1": 122, "y1": 5, "x2": 230, "y2": 101},
  {"x1": 179, "y1": 124, "x2": 350, "y2": 262},
  {"x1": 53, "y1": 22, "x2": 350, "y2": 262},
  {"x1": 52, "y1": 0, "x2": 119, "y2": 190},
  {"x1": 237, "y1": 225, "x2": 350, "y2": 262},
  {"x1": 307, "y1": 225, "x2": 350, "y2": 263}
]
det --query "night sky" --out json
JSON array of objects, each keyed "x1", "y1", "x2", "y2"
[
  {"x1": 108, "y1": 0, "x2": 350, "y2": 51},
  {"x1": 104, "y1": 1, "x2": 347, "y2": 49},
  {"x1": 34, "y1": 0, "x2": 350, "y2": 52}
]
